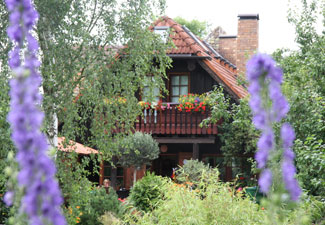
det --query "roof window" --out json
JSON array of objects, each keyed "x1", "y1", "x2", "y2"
[{"x1": 154, "y1": 26, "x2": 169, "y2": 43}]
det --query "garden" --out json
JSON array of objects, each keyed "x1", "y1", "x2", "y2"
[{"x1": 0, "y1": 0, "x2": 325, "y2": 224}]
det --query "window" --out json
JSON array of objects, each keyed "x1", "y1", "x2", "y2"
[
  {"x1": 170, "y1": 74, "x2": 189, "y2": 103},
  {"x1": 103, "y1": 161, "x2": 124, "y2": 188},
  {"x1": 142, "y1": 77, "x2": 160, "y2": 102},
  {"x1": 154, "y1": 26, "x2": 169, "y2": 43}
]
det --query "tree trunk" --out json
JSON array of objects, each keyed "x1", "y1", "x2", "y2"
[{"x1": 133, "y1": 168, "x2": 137, "y2": 186}]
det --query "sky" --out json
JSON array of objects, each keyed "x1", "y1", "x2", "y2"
[{"x1": 165, "y1": 0, "x2": 301, "y2": 53}]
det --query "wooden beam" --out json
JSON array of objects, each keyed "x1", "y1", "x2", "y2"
[
  {"x1": 154, "y1": 137, "x2": 215, "y2": 144},
  {"x1": 193, "y1": 143, "x2": 199, "y2": 159}
]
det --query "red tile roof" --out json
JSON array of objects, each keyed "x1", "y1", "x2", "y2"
[
  {"x1": 58, "y1": 137, "x2": 98, "y2": 155},
  {"x1": 152, "y1": 16, "x2": 248, "y2": 99}
]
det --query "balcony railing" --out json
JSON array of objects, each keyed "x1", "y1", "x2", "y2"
[{"x1": 135, "y1": 103, "x2": 219, "y2": 135}]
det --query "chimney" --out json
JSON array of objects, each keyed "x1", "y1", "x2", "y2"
[
  {"x1": 218, "y1": 35, "x2": 237, "y2": 65},
  {"x1": 236, "y1": 14, "x2": 259, "y2": 76}
]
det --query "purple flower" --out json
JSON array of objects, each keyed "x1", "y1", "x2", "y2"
[
  {"x1": 255, "y1": 131, "x2": 274, "y2": 168},
  {"x1": 5, "y1": 0, "x2": 66, "y2": 224},
  {"x1": 280, "y1": 123, "x2": 301, "y2": 201},
  {"x1": 282, "y1": 160, "x2": 302, "y2": 201},
  {"x1": 281, "y1": 123, "x2": 295, "y2": 149},
  {"x1": 247, "y1": 54, "x2": 301, "y2": 201},
  {"x1": 258, "y1": 169, "x2": 272, "y2": 194}
]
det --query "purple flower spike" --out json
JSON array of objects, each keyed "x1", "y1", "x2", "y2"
[
  {"x1": 247, "y1": 54, "x2": 301, "y2": 201},
  {"x1": 5, "y1": 0, "x2": 66, "y2": 224},
  {"x1": 258, "y1": 169, "x2": 272, "y2": 194},
  {"x1": 281, "y1": 123, "x2": 295, "y2": 149},
  {"x1": 281, "y1": 123, "x2": 301, "y2": 201},
  {"x1": 282, "y1": 160, "x2": 302, "y2": 201}
]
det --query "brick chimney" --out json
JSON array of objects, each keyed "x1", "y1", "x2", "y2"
[
  {"x1": 218, "y1": 35, "x2": 237, "y2": 65},
  {"x1": 236, "y1": 14, "x2": 259, "y2": 76}
]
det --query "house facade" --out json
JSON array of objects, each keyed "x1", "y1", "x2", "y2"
[{"x1": 100, "y1": 15, "x2": 259, "y2": 189}]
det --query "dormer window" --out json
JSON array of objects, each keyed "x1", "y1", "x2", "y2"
[{"x1": 154, "y1": 26, "x2": 169, "y2": 43}]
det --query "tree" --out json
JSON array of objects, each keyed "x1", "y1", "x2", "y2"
[
  {"x1": 0, "y1": 0, "x2": 170, "y2": 163},
  {"x1": 272, "y1": 0, "x2": 325, "y2": 196},
  {"x1": 0, "y1": 0, "x2": 171, "y2": 220},
  {"x1": 118, "y1": 132, "x2": 160, "y2": 184},
  {"x1": 174, "y1": 16, "x2": 210, "y2": 38}
]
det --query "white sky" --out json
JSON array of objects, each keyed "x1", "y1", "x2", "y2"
[{"x1": 165, "y1": 0, "x2": 301, "y2": 53}]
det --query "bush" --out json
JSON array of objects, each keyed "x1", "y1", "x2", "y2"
[
  {"x1": 129, "y1": 172, "x2": 168, "y2": 212},
  {"x1": 175, "y1": 159, "x2": 218, "y2": 184},
  {"x1": 125, "y1": 172, "x2": 266, "y2": 225},
  {"x1": 71, "y1": 187, "x2": 123, "y2": 225},
  {"x1": 301, "y1": 197, "x2": 325, "y2": 225},
  {"x1": 295, "y1": 136, "x2": 325, "y2": 196},
  {"x1": 99, "y1": 211, "x2": 121, "y2": 225}
]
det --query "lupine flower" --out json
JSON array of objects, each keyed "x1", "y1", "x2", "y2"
[
  {"x1": 247, "y1": 54, "x2": 301, "y2": 201},
  {"x1": 5, "y1": 0, "x2": 66, "y2": 224}
]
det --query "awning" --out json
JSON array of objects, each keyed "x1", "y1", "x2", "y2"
[{"x1": 57, "y1": 137, "x2": 98, "y2": 154}]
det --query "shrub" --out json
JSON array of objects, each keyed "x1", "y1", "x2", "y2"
[
  {"x1": 129, "y1": 172, "x2": 168, "y2": 212},
  {"x1": 125, "y1": 172, "x2": 266, "y2": 225},
  {"x1": 72, "y1": 188, "x2": 123, "y2": 225},
  {"x1": 99, "y1": 211, "x2": 121, "y2": 225},
  {"x1": 175, "y1": 159, "x2": 218, "y2": 184},
  {"x1": 301, "y1": 197, "x2": 325, "y2": 225},
  {"x1": 295, "y1": 136, "x2": 325, "y2": 196}
]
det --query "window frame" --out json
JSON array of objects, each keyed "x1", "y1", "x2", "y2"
[{"x1": 168, "y1": 72, "x2": 190, "y2": 103}]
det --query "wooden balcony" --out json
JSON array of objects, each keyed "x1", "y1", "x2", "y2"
[{"x1": 135, "y1": 103, "x2": 219, "y2": 135}]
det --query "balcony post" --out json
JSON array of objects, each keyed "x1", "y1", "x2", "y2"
[{"x1": 193, "y1": 143, "x2": 199, "y2": 160}]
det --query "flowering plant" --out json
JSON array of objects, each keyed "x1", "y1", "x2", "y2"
[
  {"x1": 103, "y1": 96, "x2": 127, "y2": 105},
  {"x1": 247, "y1": 53, "x2": 301, "y2": 202},
  {"x1": 177, "y1": 93, "x2": 210, "y2": 112},
  {"x1": 138, "y1": 100, "x2": 170, "y2": 110},
  {"x1": 5, "y1": 0, "x2": 66, "y2": 224}
]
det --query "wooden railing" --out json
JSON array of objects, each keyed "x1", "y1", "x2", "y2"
[{"x1": 135, "y1": 103, "x2": 219, "y2": 135}]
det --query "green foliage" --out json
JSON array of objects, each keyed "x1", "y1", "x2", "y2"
[
  {"x1": 118, "y1": 132, "x2": 160, "y2": 169},
  {"x1": 129, "y1": 172, "x2": 168, "y2": 213},
  {"x1": 174, "y1": 16, "x2": 210, "y2": 38},
  {"x1": 1, "y1": 1, "x2": 170, "y2": 223},
  {"x1": 175, "y1": 159, "x2": 217, "y2": 184},
  {"x1": 300, "y1": 196, "x2": 325, "y2": 225},
  {"x1": 125, "y1": 171, "x2": 266, "y2": 224},
  {"x1": 56, "y1": 151, "x2": 101, "y2": 225},
  {"x1": 99, "y1": 211, "x2": 121, "y2": 225},
  {"x1": 219, "y1": 99, "x2": 258, "y2": 159},
  {"x1": 295, "y1": 136, "x2": 325, "y2": 196},
  {"x1": 203, "y1": 87, "x2": 258, "y2": 160},
  {"x1": 76, "y1": 188, "x2": 122, "y2": 225},
  {"x1": 272, "y1": 0, "x2": 325, "y2": 199}
]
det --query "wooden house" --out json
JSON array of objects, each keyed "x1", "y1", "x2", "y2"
[{"x1": 100, "y1": 15, "x2": 259, "y2": 189}]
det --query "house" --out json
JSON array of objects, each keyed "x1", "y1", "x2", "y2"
[{"x1": 100, "y1": 14, "x2": 259, "y2": 189}]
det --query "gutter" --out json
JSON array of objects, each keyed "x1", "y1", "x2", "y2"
[{"x1": 167, "y1": 54, "x2": 211, "y2": 60}]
